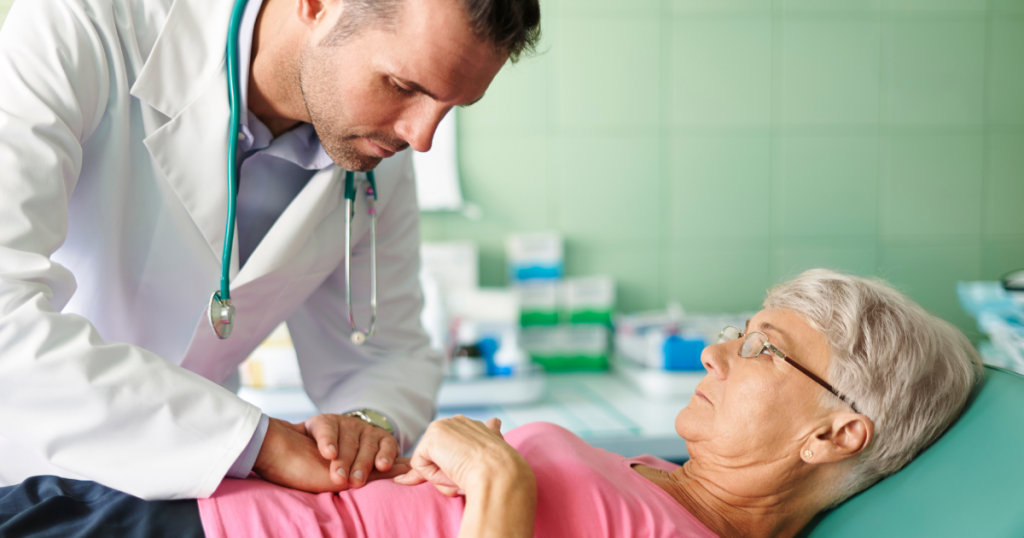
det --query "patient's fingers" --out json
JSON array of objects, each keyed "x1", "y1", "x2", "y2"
[
  {"x1": 393, "y1": 468, "x2": 426, "y2": 485},
  {"x1": 366, "y1": 459, "x2": 412, "y2": 481},
  {"x1": 485, "y1": 417, "x2": 504, "y2": 440},
  {"x1": 395, "y1": 470, "x2": 456, "y2": 495},
  {"x1": 435, "y1": 484, "x2": 461, "y2": 497},
  {"x1": 394, "y1": 468, "x2": 461, "y2": 499}
]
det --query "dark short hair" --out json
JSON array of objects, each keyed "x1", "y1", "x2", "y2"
[{"x1": 324, "y1": 0, "x2": 541, "y2": 63}]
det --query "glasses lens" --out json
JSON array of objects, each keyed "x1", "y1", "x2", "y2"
[
  {"x1": 718, "y1": 326, "x2": 741, "y2": 344},
  {"x1": 740, "y1": 332, "x2": 768, "y2": 358}
]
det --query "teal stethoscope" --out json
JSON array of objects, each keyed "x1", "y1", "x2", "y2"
[{"x1": 209, "y1": 0, "x2": 379, "y2": 345}]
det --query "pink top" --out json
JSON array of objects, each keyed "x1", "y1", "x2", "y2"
[{"x1": 198, "y1": 422, "x2": 718, "y2": 537}]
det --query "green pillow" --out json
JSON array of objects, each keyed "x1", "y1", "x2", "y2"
[{"x1": 800, "y1": 365, "x2": 1024, "y2": 537}]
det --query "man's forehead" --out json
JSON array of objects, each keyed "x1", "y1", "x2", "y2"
[{"x1": 381, "y1": 0, "x2": 504, "y2": 101}]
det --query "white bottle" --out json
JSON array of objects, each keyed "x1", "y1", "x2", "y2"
[{"x1": 493, "y1": 330, "x2": 530, "y2": 375}]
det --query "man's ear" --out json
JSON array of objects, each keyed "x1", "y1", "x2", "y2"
[
  {"x1": 805, "y1": 413, "x2": 873, "y2": 464},
  {"x1": 296, "y1": 0, "x2": 338, "y2": 29}
]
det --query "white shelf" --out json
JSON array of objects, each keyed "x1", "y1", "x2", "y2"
[
  {"x1": 437, "y1": 372, "x2": 547, "y2": 409},
  {"x1": 611, "y1": 355, "x2": 706, "y2": 398}
]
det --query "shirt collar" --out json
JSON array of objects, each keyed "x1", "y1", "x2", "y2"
[
  {"x1": 237, "y1": 0, "x2": 333, "y2": 170},
  {"x1": 238, "y1": 0, "x2": 263, "y2": 123}
]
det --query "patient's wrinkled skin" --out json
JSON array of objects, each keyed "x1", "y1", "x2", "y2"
[{"x1": 635, "y1": 309, "x2": 873, "y2": 538}]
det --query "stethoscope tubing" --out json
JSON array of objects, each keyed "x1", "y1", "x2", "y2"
[{"x1": 220, "y1": 0, "x2": 249, "y2": 303}]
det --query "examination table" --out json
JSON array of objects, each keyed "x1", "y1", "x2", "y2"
[{"x1": 800, "y1": 365, "x2": 1024, "y2": 537}]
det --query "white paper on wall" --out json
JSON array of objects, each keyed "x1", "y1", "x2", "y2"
[{"x1": 413, "y1": 109, "x2": 464, "y2": 211}]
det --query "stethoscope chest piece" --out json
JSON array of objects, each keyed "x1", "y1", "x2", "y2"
[{"x1": 209, "y1": 291, "x2": 235, "y2": 340}]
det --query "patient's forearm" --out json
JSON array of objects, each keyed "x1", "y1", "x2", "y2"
[{"x1": 459, "y1": 466, "x2": 537, "y2": 538}]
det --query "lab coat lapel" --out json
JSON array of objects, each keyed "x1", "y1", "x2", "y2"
[
  {"x1": 175, "y1": 169, "x2": 372, "y2": 382},
  {"x1": 130, "y1": 0, "x2": 235, "y2": 119},
  {"x1": 134, "y1": 0, "x2": 239, "y2": 273}
]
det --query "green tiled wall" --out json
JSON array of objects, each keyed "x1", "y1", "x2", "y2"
[
  {"x1": 423, "y1": 0, "x2": 1024, "y2": 337},
  {"x1": 2, "y1": 1, "x2": 1022, "y2": 337}
]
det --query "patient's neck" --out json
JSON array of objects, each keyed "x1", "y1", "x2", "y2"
[{"x1": 635, "y1": 457, "x2": 826, "y2": 538}]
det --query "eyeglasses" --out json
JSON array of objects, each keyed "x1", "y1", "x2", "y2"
[{"x1": 717, "y1": 326, "x2": 860, "y2": 414}]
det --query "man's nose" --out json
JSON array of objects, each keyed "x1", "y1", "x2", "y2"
[
  {"x1": 395, "y1": 104, "x2": 450, "y2": 153},
  {"x1": 701, "y1": 341, "x2": 732, "y2": 380}
]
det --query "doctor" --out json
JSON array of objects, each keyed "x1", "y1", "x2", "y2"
[{"x1": 0, "y1": 0, "x2": 540, "y2": 500}]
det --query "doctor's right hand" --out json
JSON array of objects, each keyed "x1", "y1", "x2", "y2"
[{"x1": 252, "y1": 418, "x2": 409, "y2": 493}]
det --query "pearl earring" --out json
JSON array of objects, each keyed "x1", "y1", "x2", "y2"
[{"x1": 804, "y1": 450, "x2": 813, "y2": 459}]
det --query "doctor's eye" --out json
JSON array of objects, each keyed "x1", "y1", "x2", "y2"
[{"x1": 389, "y1": 78, "x2": 414, "y2": 96}]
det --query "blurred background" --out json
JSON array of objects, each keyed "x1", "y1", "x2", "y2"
[
  {"x1": 3, "y1": 0, "x2": 1021, "y2": 456},
  {"x1": 420, "y1": 0, "x2": 1024, "y2": 340},
  {"x1": 3, "y1": 0, "x2": 1019, "y2": 337}
]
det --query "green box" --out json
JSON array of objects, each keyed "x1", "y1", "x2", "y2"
[
  {"x1": 531, "y1": 353, "x2": 609, "y2": 372},
  {"x1": 520, "y1": 310, "x2": 560, "y2": 326}
]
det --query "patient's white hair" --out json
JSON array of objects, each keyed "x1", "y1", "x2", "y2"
[{"x1": 764, "y1": 269, "x2": 983, "y2": 506}]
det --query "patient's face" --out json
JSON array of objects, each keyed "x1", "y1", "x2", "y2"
[{"x1": 676, "y1": 309, "x2": 833, "y2": 474}]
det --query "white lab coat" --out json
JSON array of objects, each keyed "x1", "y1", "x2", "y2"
[{"x1": 0, "y1": 0, "x2": 443, "y2": 500}]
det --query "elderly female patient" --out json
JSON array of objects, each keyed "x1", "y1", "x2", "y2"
[{"x1": 0, "y1": 269, "x2": 982, "y2": 537}]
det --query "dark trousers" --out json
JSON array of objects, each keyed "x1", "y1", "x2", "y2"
[{"x1": 0, "y1": 476, "x2": 204, "y2": 538}]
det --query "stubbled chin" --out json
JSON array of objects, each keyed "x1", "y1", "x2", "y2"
[
  {"x1": 322, "y1": 138, "x2": 383, "y2": 172},
  {"x1": 341, "y1": 156, "x2": 383, "y2": 172}
]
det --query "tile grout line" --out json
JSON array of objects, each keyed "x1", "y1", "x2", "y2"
[
  {"x1": 876, "y1": 0, "x2": 887, "y2": 277},
  {"x1": 658, "y1": 0, "x2": 673, "y2": 306},
  {"x1": 979, "y1": 0, "x2": 994, "y2": 273},
  {"x1": 545, "y1": 2, "x2": 560, "y2": 238},
  {"x1": 768, "y1": 0, "x2": 781, "y2": 284}
]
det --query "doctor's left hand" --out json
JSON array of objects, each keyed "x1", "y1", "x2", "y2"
[
  {"x1": 253, "y1": 418, "x2": 408, "y2": 493},
  {"x1": 304, "y1": 413, "x2": 400, "y2": 489}
]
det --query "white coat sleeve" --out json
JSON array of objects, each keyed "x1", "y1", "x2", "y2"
[
  {"x1": 0, "y1": 0, "x2": 261, "y2": 499},
  {"x1": 287, "y1": 154, "x2": 445, "y2": 451}
]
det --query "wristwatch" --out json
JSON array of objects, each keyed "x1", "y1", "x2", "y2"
[{"x1": 345, "y1": 409, "x2": 395, "y2": 436}]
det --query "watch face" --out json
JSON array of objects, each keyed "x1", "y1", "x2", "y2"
[{"x1": 359, "y1": 410, "x2": 394, "y2": 434}]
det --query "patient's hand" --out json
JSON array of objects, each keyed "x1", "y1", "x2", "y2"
[
  {"x1": 395, "y1": 416, "x2": 536, "y2": 538},
  {"x1": 393, "y1": 417, "x2": 506, "y2": 495},
  {"x1": 252, "y1": 418, "x2": 409, "y2": 493}
]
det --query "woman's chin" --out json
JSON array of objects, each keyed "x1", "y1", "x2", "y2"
[{"x1": 674, "y1": 405, "x2": 707, "y2": 441}]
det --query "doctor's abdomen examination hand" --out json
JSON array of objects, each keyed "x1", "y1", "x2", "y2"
[{"x1": 252, "y1": 418, "x2": 409, "y2": 493}]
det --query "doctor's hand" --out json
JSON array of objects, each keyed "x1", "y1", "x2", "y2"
[
  {"x1": 303, "y1": 413, "x2": 401, "y2": 489},
  {"x1": 253, "y1": 418, "x2": 408, "y2": 493}
]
